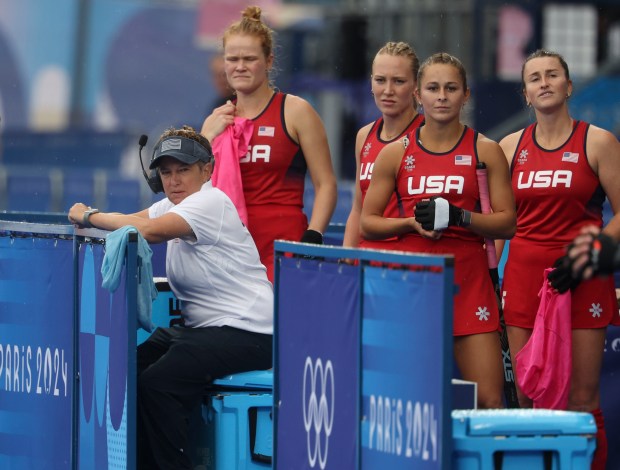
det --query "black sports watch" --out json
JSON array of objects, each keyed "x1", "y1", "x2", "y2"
[{"x1": 82, "y1": 208, "x2": 100, "y2": 228}]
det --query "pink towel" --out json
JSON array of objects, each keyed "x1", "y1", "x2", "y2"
[
  {"x1": 515, "y1": 268, "x2": 572, "y2": 409},
  {"x1": 211, "y1": 117, "x2": 254, "y2": 225}
]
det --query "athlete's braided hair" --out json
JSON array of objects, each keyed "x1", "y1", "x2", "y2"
[
  {"x1": 374, "y1": 41, "x2": 420, "y2": 82},
  {"x1": 418, "y1": 52, "x2": 468, "y2": 92},
  {"x1": 373, "y1": 41, "x2": 420, "y2": 108}
]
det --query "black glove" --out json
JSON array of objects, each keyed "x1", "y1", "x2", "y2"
[
  {"x1": 589, "y1": 233, "x2": 620, "y2": 275},
  {"x1": 547, "y1": 256, "x2": 580, "y2": 293},
  {"x1": 414, "y1": 197, "x2": 471, "y2": 231},
  {"x1": 300, "y1": 229, "x2": 323, "y2": 244}
]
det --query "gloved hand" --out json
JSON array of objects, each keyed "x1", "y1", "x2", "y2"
[
  {"x1": 300, "y1": 229, "x2": 323, "y2": 244},
  {"x1": 587, "y1": 233, "x2": 619, "y2": 275},
  {"x1": 414, "y1": 197, "x2": 471, "y2": 231},
  {"x1": 547, "y1": 255, "x2": 580, "y2": 293},
  {"x1": 563, "y1": 229, "x2": 620, "y2": 282}
]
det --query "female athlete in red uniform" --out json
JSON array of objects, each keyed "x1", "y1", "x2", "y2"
[
  {"x1": 499, "y1": 49, "x2": 620, "y2": 470},
  {"x1": 361, "y1": 52, "x2": 516, "y2": 409},
  {"x1": 343, "y1": 41, "x2": 424, "y2": 249},
  {"x1": 201, "y1": 6, "x2": 337, "y2": 281}
]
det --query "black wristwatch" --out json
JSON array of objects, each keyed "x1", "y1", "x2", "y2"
[{"x1": 82, "y1": 208, "x2": 99, "y2": 228}]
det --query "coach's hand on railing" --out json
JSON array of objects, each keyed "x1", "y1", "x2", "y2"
[{"x1": 68, "y1": 203, "x2": 99, "y2": 228}]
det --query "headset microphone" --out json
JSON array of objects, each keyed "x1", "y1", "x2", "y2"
[{"x1": 138, "y1": 134, "x2": 164, "y2": 194}]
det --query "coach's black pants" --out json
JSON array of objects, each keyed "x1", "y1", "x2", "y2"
[{"x1": 136, "y1": 325, "x2": 273, "y2": 470}]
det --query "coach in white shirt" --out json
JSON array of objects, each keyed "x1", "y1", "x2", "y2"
[{"x1": 69, "y1": 125, "x2": 273, "y2": 470}]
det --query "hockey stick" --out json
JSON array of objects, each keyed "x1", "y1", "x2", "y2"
[{"x1": 476, "y1": 162, "x2": 520, "y2": 408}]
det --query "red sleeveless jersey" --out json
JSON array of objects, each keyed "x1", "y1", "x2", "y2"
[
  {"x1": 502, "y1": 120, "x2": 616, "y2": 329},
  {"x1": 391, "y1": 126, "x2": 498, "y2": 335},
  {"x1": 510, "y1": 120, "x2": 605, "y2": 246},
  {"x1": 396, "y1": 125, "x2": 483, "y2": 244},
  {"x1": 241, "y1": 92, "x2": 306, "y2": 208},
  {"x1": 359, "y1": 114, "x2": 425, "y2": 213},
  {"x1": 358, "y1": 114, "x2": 424, "y2": 249}
]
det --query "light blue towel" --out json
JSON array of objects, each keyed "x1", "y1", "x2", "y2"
[{"x1": 102, "y1": 225, "x2": 157, "y2": 332}]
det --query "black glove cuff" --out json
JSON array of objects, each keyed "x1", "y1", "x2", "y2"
[
  {"x1": 449, "y1": 204, "x2": 464, "y2": 227},
  {"x1": 300, "y1": 229, "x2": 323, "y2": 244},
  {"x1": 459, "y1": 209, "x2": 472, "y2": 227},
  {"x1": 593, "y1": 233, "x2": 618, "y2": 275}
]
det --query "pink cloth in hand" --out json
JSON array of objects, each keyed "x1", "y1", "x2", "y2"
[
  {"x1": 515, "y1": 268, "x2": 572, "y2": 409},
  {"x1": 211, "y1": 117, "x2": 254, "y2": 225}
]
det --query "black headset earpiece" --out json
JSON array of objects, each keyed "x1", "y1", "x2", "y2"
[
  {"x1": 146, "y1": 141, "x2": 164, "y2": 193},
  {"x1": 146, "y1": 167, "x2": 164, "y2": 194},
  {"x1": 138, "y1": 134, "x2": 164, "y2": 194}
]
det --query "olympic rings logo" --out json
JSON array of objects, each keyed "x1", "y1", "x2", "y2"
[
  {"x1": 608, "y1": 337, "x2": 620, "y2": 353},
  {"x1": 302, "y1": 356, "x2": 335, "y2": 469}
]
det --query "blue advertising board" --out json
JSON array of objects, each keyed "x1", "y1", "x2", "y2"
[
  {"x1": 601, "y1": 325, "x2": 620, "y2": 465},
  {"x1": 0, "y1": 217, "x2": 138, "y2": 470},
  {"x1": 275, "y1": 258, "x2": 360, "y2": 469},
  {"x1": 0, "y1": 236, "x2": 74, "y2": 469},
  {"x1": 361, "y1": 266, "x2": 452, "y2": 469},
  {"x1": 77, "y1": 241, "x2": 137, "y2": 470},
  {"x1": 274, "y1": 242, "x2": 453, "y2": 470}
]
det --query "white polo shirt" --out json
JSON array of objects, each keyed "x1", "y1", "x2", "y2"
[{"x1": 149, "y1": 181, "x2": 273, "y2": 334}]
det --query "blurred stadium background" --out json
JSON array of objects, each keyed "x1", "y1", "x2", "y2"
[{"x1": 0, "y1": 0, "x2": 618, "y2": 219}]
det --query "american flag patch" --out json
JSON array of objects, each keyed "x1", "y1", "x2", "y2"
[
  {"x1": 455, "y1": 154, "x2": 472, "y2": 165},
  {"x1": 562, "y1": 152, "x2": 579, "y2": 163},
  {"x1": 258, "y1": 126, "x2": 275, "y2": 137},
  {"x1": 161, "y1": 138, "x2": 182, "y2": 152}
]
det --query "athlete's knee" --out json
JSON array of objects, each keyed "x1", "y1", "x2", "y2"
[
  {"x1": 476, "y1": 388, "x2": 505, "y2": 409},
  {"x1": 477, "y1": 396, "x2": 504, "y2": 409},
  {"x1": 568, "y1": 384, "x2": 600, "y2": 411},
  {"x1": 567, "y1": 392, "x2": 599, "y2": 411}
]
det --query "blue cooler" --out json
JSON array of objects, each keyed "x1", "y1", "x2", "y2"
[
  {"x1": 452, "y1": 409, "x2": 596, "y2": 469},
  {"x1": 190, "y1": 370, "x2": 274, "y2": 470},
  {"x1": 212, "y1": 370, "x2": 273, "y2": 391}
]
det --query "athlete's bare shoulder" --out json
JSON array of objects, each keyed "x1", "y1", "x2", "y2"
[
  {"x1": 357, "y1": 121, "x2": 375, "y2": 139},
  {"x1": 283, "y1": 93, "x2": 313, "y2": 113},
  {"x1": 377, "y1": 137, "x2": 407, "y2": 162},
  {"x1": 586, "y1": 124, "x2": 620, "y2": 165},
  {"x1": 587, "y1": 124, "x2": 619, "y2": 148}
]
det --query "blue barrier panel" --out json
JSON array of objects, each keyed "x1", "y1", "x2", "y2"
[
  {"x1": 276, "y1": 257, "x2": 360, "y2": 469},
  {"x1": 77, "y1": 239, "x2": 137, "y2": 470},
  {"x1": 0, "y1": 215, "x2": 139, "y2": 470},
  {"x1": 0, "y1": 235, "x2": 74, "y2": 469},
  {"x1": 361, "y1": 265, "x2": 451, "y2": 469},
  {"x1": 601, "y1": 325, "x2": 620, "y2": 466},
  {"x1": 273, "y1": 242, "x2": 453, "y2": 470}
]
